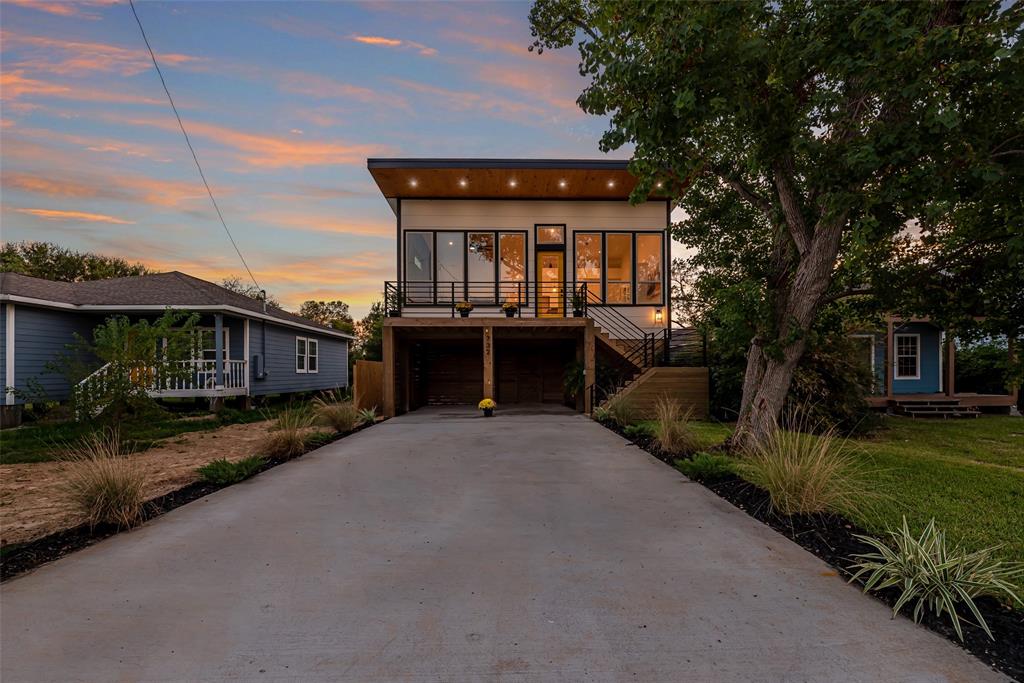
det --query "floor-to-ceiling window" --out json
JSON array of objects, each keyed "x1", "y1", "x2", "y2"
[
  {"x1": 436, "y1": 232, "x2": 464, "y2": 303},
  {"x1": 499, "y1": 232, "x2": 527, "y2": 304},
  {"x1": 404, "y1": 232, "x2": 433, "y2": 303},
  {"x1": 635, "y1": 233, "x2": 664, "y2": 304},
  {"x1": 574, "y1": 232, "x2": 602, "y2": 303},
  {"x1": 404, "y1": 230, "x2": 528, "y2": 305},
  {"x1": 605, "y1": 233, "x2": 633, "y2": 304}
]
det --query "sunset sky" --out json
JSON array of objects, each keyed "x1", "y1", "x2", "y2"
[{"x1": 0, "y1": 0, "x2": 635, "y2": 316}]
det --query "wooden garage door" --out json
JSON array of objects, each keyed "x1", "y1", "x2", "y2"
[
  {"x1": 413, "y1": 340, "x2": 482, "y2": 406},
  {"x1": 496, "y1": 340, "x2": 573, "y2": 404}
]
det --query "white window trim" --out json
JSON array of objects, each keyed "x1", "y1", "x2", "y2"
[
  {"x1": 295, "y1": 336, "x2": 319, "y2": 374},
  {"x1": 307, "y1": 338, "x2": 319, "y2": 374},
  {"x1": 894, "y1": 333, "x2": 921, "y2": 380},
  {"x1": 296, "y1": 336, "x2": 307, "y2": 374}
]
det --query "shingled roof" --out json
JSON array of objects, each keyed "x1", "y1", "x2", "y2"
[{"x1": 0, "y1": 271, "x2": 354, "y2": 339}]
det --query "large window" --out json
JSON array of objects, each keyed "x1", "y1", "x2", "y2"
[
  {"x1": 895, "y1": 334, "x2": 920, "y2": 379},
  {"x1": 403, "y1": 230, "x2": 528, "y2": 304},
  {"x1": 499, "y1": 233, "x2": 526, "y2": 304},
  {"x1": 467, "y1": 232, "x2": 495, "y2": 302},
  {"x1": 635, "y1": 233, "x2": 664, "y2": 304},
  {"x1": 404, "y1": 232, "x2": 433, "y2": 303},
  {"x1": 605, "y1": 233, "x2": 632, "y2": 304},
  {"x1": 436, "y1": 232, "x2": 464, "y2": 303},
  {"x1": 574, "y1": 233, "x2": 602, "y2": 302}
]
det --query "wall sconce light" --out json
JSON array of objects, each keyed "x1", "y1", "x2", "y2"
[{"x1": 655, "y1": 309, "x2": 663, "y2": 324}]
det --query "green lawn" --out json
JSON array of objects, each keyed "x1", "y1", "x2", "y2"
[
  {"x1": 665, "y1": 416, "x2": 1024, "y2": 565},
  {"x1": 0, "y1": 405, "x2": 293, "y2": 465}
]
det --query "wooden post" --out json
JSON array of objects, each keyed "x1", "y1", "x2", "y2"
[
  {"x1": 885, "y1": 316, "x2": 894, "y2": 401},
  {"x1": 945, "y1": 332, "x2": 956, "y2": 397},
  {"x1": 382, "y1": 324, "x2": 395, "y2": 417},
  {"x1": 482, "y1": 326, "x2": 494, "y2": 399},
  {"x1": 584, "y1": 323, "x2": 596, "y2": 414},
  {"x1": 1008, "y1": 337, "x2": 1018, "y2": 405}
]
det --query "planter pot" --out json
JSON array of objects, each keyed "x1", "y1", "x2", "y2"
[
  {"x1": 573, "y1": 309, "x2": 584, "y2": 317},
  {"x1": 483, "y1": 408, "x2": 494, "y2": 417},
  {"x1": 459, "y1": 310, "x2": 470, "y2": 318},
  {"x1": 504, "y1": 310, "x2": 516, "y2": 318}
]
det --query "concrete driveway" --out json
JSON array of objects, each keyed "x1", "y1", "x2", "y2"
[{"x1": 1, "y1": 409, "x2": 1004, "y2": 682}]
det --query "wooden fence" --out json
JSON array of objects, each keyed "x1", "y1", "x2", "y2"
[{"x1": 353, "y1": 360, "x2": 384, "y2": 413}]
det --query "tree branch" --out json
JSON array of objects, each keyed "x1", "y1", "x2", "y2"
[{"x1": 772, "y1": 158, "x2": 812, "y2": 256}]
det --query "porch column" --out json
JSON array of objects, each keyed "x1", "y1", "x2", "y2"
[
  {"x1": 584, "y1": 322, "x2": 596, "y2": 414},
  {"x1": 885, "y1": 316, "x2": 894, "y2": 400},
  {"x1": 482, "y1": 326, "x2": 494, "y2": 400},
  {"x1": 945, "y1": 332, "x2": 956, "y2": 397},
  {"x1": 214, "y1": 313, "x2": 224, "y2": 388},
  {"x1": 382, "y1": 324, "x2": 396, "y2": 417}
]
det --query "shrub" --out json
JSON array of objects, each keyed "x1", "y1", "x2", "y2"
[
  {"x1": 258, "y1": 408, "x2": 313, "y2": 459},
  {"x1": 652, "y1": 396, "x2": 698, "y2": 456},
  {"x1": 738, "y1": 421, "x2": 869, "y2": 516},
  {"x1": 357, "y1": 407, "x2": 377, "y2": 426},
  {"x1": 604, "y1": 394, "x2": 637, "y2": 427},
  {"x1": 62, "y1": 430, "x2": 146, "y2": 529},
  {"x1": 622, "y1": 423, "x2": 651, "y2": 441},
  {"x1": 849, "y1": 518, "x2": 1024, "y2": 641},
  {"x1": 196, "y1": 455, "x2": 266, "y2": 485},
  {"x1": 677, "y1": 452, "x2": 736, "y2": 483},
  {"x1": 313, "y1": 391, "x2": 359, "y2": 433},
  {"x1": 592, "y1": 406, "x2": 611, "y2": 423}
]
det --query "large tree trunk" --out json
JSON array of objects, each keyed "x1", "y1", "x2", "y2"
[{"x1": 731, "y1": 215, "x2": 845, "y2": 451}]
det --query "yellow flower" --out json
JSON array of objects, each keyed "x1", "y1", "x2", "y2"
[{"x1": 478, "y1": 398, "x2": 496, "y2": 410}]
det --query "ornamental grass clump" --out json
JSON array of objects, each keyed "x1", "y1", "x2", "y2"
[
  {"x1": 62, "y1": 429, "x2": 146, "y2": 530},
  {"x1": 258, "y1": 407, "x2": 313, "y2": 459},
  {"x1": 739, "y1": 419, "x2": 869, "y2": 517},
  {"x1": 196, "y1": 455, "x2": 266, "y2": 485},
  {"x1": 313, "y1": 391, "x2": 359, "y2": 433},
  {"x1": 652, "y1": 396, "x2": 699, "y2": 456},
  {"x1": 677, "y1": 452, "x2": 736, "y2": 483},
  {"x1": 604, "y1": 394, "x2": 637, "y2": 427},
  {"x1": 849, "y1": 517, "x2": 1024, "y2": 641},
  {"x1": 357, "y1": 407, "x2": 377, "y2": 426}
]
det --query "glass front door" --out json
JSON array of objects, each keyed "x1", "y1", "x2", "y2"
[{"x1": 536, "y1": 251, "x2": 564, "y2": 317}]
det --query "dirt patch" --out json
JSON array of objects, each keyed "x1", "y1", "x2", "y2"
[{"x1": 0, "y1": 421, "x2": 278, "y2": 547}]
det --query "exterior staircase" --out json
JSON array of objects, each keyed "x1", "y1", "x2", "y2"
[
  {"x1": 890, "y1": 398, "x2": 980, "y2": 419},
  {"x1": 599, "y1": 366, "x2": 709, "y2": 418}
]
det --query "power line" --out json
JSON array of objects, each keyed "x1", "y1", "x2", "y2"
[{"x1": 128, "y1": 0, "x2": 262, "y2": 294}]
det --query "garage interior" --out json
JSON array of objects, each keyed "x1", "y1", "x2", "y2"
[{"x1": 382, "y1": 318, "x2": 596, "y2": 416}]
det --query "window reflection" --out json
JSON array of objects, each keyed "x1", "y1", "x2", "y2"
[
  {"x1": 606, "y1": 233, "x2": 632, "y2": 304},
  {"x1": 404, "y1": 232, "x2": 433, "y2": 303},
  {"x1": 575, "y1": 233, "x2": 602, "y2": 302},
  {"x1": 468, "y1": 232, "x2": 495, "y2": 302},
  {"x1": 536, "y1": 225, "x2": 565, "y2": 244},
  {"x1": 499, "y1": 233, "x2": 526, "y2": 304},
  {"x1": 436, "y1": 232, "x2": 464, "y2": 303},
  {"x1": 636, "y1": 233, "x2": 663, "y2": 304}
]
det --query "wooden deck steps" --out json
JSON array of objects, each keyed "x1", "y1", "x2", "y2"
[
  {"x1": 599, "y1": 367, "x2": 709, "y2": 419},
  {"x1": 891, "y1": 398, "x2": 980, "y2": 419}
]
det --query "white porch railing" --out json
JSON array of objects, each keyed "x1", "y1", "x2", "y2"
[{"x1": 76, "y1": 359, "x2": 249, "y2": 401}]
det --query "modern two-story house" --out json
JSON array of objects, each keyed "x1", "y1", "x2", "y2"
[{"x1": 368, "y1": 158, "x2": 708, "y2": 418}]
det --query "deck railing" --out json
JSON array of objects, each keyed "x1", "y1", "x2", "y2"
[{"x1": 76, "y1": 359, "x2": 248, "y2": 404}]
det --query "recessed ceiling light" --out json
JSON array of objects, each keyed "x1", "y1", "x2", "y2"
[
  {"x1": 655, "y1": 181, "x2": 663, "y2": 189},
  {"x1": 558, "y1": 179, "x2": 567, "y2": 189},
  {"x1": 409, "y1": 178, "x2": 418, "y2": 187},
  {"x1": 458, "y1": 178, "x2": 468, "y2": 188},
  {"x1": 607, "y1": 179, "x2": 616, "y2": 188},
  {"x1": 509, "y1": 179, "x2": 518, "y2": 188}
]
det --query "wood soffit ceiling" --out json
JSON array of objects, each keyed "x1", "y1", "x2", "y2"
[{"x1": 367, "y1": 159, "x2": 667, "y2": 201}]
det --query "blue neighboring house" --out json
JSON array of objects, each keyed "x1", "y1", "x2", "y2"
[
  {"x1": 0, "y1": 271, "x2": 353, "y2": 427},
  {"x1": 852, "y1": 316, "x2": 1017, "y2": 417}
]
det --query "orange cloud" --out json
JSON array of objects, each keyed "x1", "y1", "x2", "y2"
[
  {"x1": 260, "y1": 211, "x2": 393, "y2": 238},
  {"x1": 14, "y1": 208, "x2": 135, "y2": 224},
  {"x1": 6, "y1": 125, "x2": 174, "y2": 162},
  {"x1": 2, "y1": 171, "x2": 209, "y2": 209},
  {"x1": 351, "y1": 34, "x2": 437, "y2": 56},
  {"x1": 2, "y1": 0, "x2": 118, "y2": 19},
  {"x1": 2, "y1": 31, "x2": 199, "y2": 76},
  {"x1": 473, "y1": 63, "x2": 583, "y2": 116},
  {"x1": 0, "y1": 70, "x2": 163, "y2": 105},
  {"x1": 390, "y1": 78, "x2": 548, "y2": 119},
  {"x1": 276, "y1": 71, "x2": 410, "y2": 111},
  {"x1": 111, "y1": 114, "x2": 391, "y2": 169}
]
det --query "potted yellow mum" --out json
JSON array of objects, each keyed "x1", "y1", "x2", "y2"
[{"x1": 478, "y1": 398, "x2": 496, "y2": 417}]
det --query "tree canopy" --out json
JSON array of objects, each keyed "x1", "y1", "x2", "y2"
[
  {"x1": 530, "y1": 0, "x2": 1023, "y2": 446},
  {"x1": 2, "y1": 241, "x2": 151, "y2": 281},
  {"x1": 298, "y1": 300, "x2": 355, "y2": 335}
]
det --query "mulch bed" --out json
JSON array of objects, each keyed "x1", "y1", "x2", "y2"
[
  {"x1": 604, "y1": 419, "x2": 1024, "y2": 682},
  {"x1": 0, "y1": 421, "x2": 377, "y2": 583}
]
